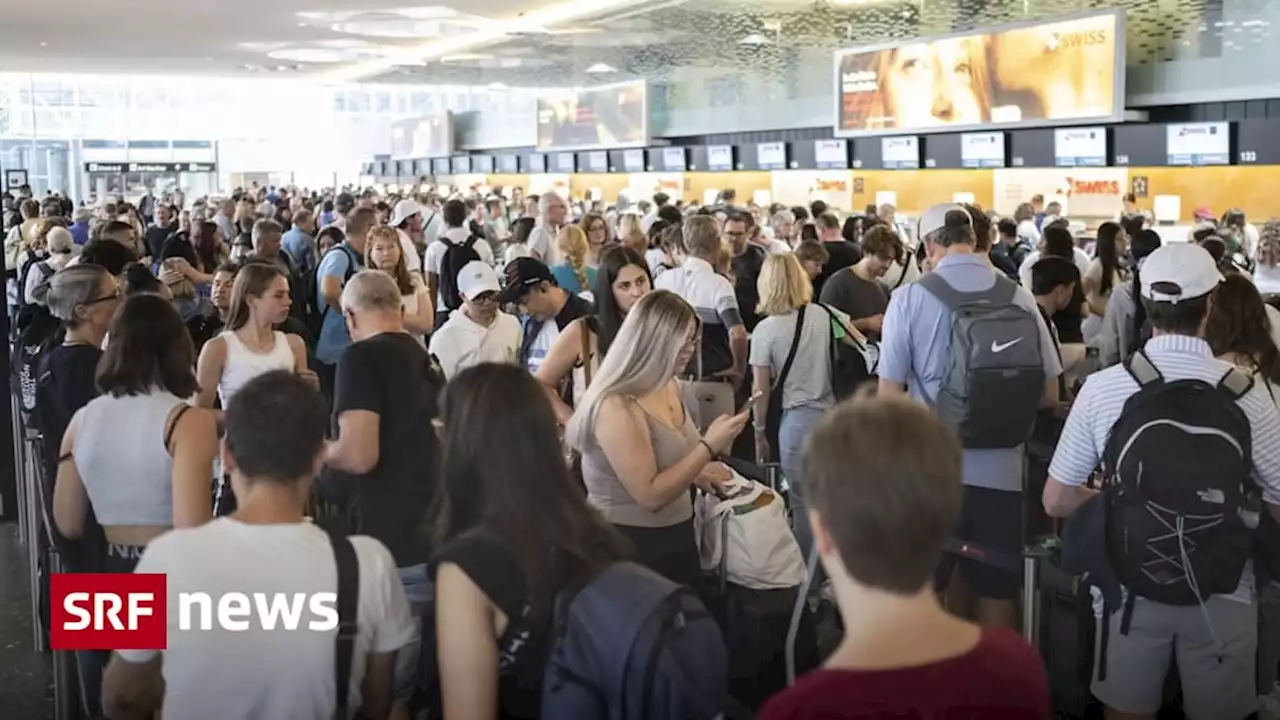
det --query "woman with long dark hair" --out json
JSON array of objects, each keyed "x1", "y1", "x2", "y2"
[
  {"x1": 1099, "y1": 228, "x2": 1162, "y2": 366},
  {"x1": 536, "y1": 245, "x2": 653, "y2": 424},
  {"x1": 430, "y1": 364, "x2": 629, "y2": 719},
  {"x1": 1206, "y1": 274, "x2": 1280, "y2": 396},
  {"x1": 504, "y1": 216, "x2": 538, "y2": 265},
  {"x1": 1082, "y1": 221, "x2": 1128, "y2": 343}
]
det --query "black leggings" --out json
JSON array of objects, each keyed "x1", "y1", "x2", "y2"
[{"x1": 612, "y1": 518, "x2": 702, "y2": 592}]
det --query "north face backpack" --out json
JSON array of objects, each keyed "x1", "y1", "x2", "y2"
[
  {"x1": 437, "y1": 236, "x2": 481, "y2": 313},
  {"x1": 541, "y1": 562, "x2": 731, "y2": 720},
  {"x1": 1101, "y1": 350, "x2": 1254, "y2": 608},
  {"x1": 915, "y1": 272, "x2": 1046, "y2": 448}
]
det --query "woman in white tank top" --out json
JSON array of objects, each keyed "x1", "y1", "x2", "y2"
[
  {"x1": 366, "y1": 226, "x2": 434, "y2": 344},
  {"x1": 195, "y1": 262, "x2": 314, "y2": 421}
]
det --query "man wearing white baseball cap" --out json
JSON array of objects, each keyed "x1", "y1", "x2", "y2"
[
  {"x1": 1045, "y1": 242, "x2": 1280, "y2": 720},
  {"x1": 879, "y1": 203, "x2": 1062, "y2": 631},
  {"x1": 427, "y1": 259, "x2": 521, "y2": 379}
]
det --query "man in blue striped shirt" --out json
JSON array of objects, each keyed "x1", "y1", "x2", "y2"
[{"x1": 1045, "y1": 243, "x2": 1280, "y2": 720}]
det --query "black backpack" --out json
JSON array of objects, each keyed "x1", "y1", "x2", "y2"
[
  {"x1": 1100, "y1": 350, "x2": 1254, "y2": 609},
  {"x1": 437, "y1": 236, "x2": 481, "y2": 313},
  {"x1": 12, "y1": 305, "x2": 63, "y2": 427}
]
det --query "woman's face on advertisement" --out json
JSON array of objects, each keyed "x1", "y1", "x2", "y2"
[{"x1": 883, "y1": 39, "x2": 983, "y2": 127}]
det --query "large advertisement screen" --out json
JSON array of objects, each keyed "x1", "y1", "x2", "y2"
[
  {"x1": 834, "y1": 10, "x2": 1123, "y2": 136},
  {"x1": 536, "y1": 80, "x2": 649, "y2": 151},
  {"x1": 390, "y1": 114, "x2": 453, "y2": 159}
]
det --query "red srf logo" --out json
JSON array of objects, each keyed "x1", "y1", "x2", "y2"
[{"x1": 50, "y1": 573, "x2": 167, "y2": 651}]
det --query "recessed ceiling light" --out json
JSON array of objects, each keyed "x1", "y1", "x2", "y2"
[
  {"x1": 486, "y1": 82, "x2": 508, "y2": 90},
  {"x1": 586, "y1": 63, "x2": 617, "y2": 73},
  {"x1": 739, "y1": 33, "x2": 770, "y2": 46},
  {"x1": 298, "y1": 22, "x2": 308, "y2": 27},
  {"x1": 39, "y1": 42, "x2": 47, "y2": 47}
]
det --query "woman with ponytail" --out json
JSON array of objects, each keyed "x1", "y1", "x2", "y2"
[
  {"x1": 551, "y1": 224, "x2": 598, "y2": 299},
  {"x1": 1098, "y1": 228, "x2": 1162, "y2": 367}
]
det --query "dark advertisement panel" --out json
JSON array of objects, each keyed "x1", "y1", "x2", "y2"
[
  {"x1": 535, "y1": 80, "x2": 648, "y2": 151},
  {"x1": 1112, "y1": 124, "x2": 1166, "y2": 167},
  {"x1": 1237, "y1": 119, "x2": 1280, "y2": 165},
  {"x1": 1008, "y1": 128, "x2": 1055, "y2": 168},
  {"x1": 923, "y1": 134, "x2": 963, "y2": 169},
  {"x1": 835, "y1": 10, "x2": 1124, "y2": 137}
]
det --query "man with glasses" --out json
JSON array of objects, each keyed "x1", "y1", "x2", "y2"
[
  {"x1": 428, "y1": 260, "x2": 522, "y2": 379},
  {"x1": 725, "y1": 212, "x2": 766, "y2": 332}
]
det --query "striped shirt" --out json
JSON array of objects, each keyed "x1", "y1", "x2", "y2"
[
  {"x1": 1049, "y1": 333, "x2": 1280, "y2": 602},
  {"x1": 655, "y1": 257, "x2": 743, "y2": 377}
]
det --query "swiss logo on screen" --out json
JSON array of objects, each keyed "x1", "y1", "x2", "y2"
[{"x1": 50, "y1": 573, "x2": 167, "y2": 651}]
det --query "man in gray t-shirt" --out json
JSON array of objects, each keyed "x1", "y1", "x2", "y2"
[{"x1": 819, "y1": 225, "x2": 901, "y2": 342}]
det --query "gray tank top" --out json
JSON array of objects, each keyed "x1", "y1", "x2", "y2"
[
  {"x1": 74, "y1": 390, "x2": 187, "y2": 526},
  {"x1": 581, "y1": 397, "x2": 699, "y2": 528}
]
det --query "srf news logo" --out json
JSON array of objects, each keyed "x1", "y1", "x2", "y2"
[{"x1": 50, "y1": 574, "x2": 339, "y2": 651}]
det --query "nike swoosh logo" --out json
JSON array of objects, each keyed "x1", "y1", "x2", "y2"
[{"x1": 991, "y1": 338, "x2": 1024, "y2": 353}]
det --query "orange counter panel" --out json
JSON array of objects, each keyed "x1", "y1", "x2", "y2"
[{"x1": 1126, "y1": 166, "x2": 1280, "y2": 222}]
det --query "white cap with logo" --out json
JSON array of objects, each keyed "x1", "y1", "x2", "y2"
[
  {"x1": 1139, "y1": 243, "x2": 1223, "y2": 304},
  {"x1": 456, "y1": 260, "x2": 501, "y2": 301}
]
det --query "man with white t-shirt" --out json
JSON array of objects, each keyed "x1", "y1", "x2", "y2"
[
  {"x1": 425, "y1": 199, "x2": 494, "y2": 325},
  {"x1": 102, "y1": 371, "x2": 414, "y2": 720},
  {"x1": 429, "y1": 260, "x2": 522, "y2": 379}
]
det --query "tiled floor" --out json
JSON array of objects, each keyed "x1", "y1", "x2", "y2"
[{"x1": 0, "y1": 522, "x2": 54, "y2": 718}]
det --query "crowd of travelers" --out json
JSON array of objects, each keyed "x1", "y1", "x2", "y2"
[{"x1": 9, "y1": 177, "x2": 1280, "y2": 720}]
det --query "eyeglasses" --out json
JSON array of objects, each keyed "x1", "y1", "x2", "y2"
[
  {"x1": 83, "y1": 287, "x2": 123, "y2": 306},
  {"x1": 471, "y1": 291, "x2": 499, "y2": 305}
]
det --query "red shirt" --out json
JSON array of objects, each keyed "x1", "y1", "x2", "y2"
[{"x1": 758, "y1": 627, "x2": 1050, "y2": 720}]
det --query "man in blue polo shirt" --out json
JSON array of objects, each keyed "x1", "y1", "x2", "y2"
[{"x1": 878, "y1": 203, "x2": 1062, "y2": 630}]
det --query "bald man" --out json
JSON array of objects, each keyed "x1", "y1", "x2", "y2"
[{"x1": 324, "y1": 269, "x2": 441, "y2": 713}]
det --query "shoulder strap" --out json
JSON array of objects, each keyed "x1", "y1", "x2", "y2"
[
  {"x1": 325, "y1": 529, "x2": 360, "y2": 719},
  {"x1": 916, "y1": 271, "x2": 1017, "y2": 311},
  {"x1": 1218, "y1": 366, "x2": 1255, "y2": 400},
  {"x1": 888, "y1": 256, "x2": 911, "y2": 291},
  {"x1": 580, "y1": 319, "x2": 594, "y2": 390},
  {"x1": 1123, "y1": 349, "x2": 1164, "y2": 388},
  {"x1": 164, "y1": 404, "x2": 192, "y2": 455},
  {"x1": 774, "y1": 305, "x2": 806, "y2": 391}
]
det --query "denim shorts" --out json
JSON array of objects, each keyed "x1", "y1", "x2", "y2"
[{"x1": 394, "y1": 563, "x2": 432, "y2": 704}]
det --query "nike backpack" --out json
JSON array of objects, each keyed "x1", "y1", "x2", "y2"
[
  {"x1": 915, "y1": 272, "x2": 1046, "y2": 449},
  {"x1": 1101, "y1": 350, "x2": 1253, "y2": 608}
]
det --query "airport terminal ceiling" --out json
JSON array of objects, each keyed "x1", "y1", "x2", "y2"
[{"x1": 0, "y1": 0, "x2": 1270, "y2": 90}]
